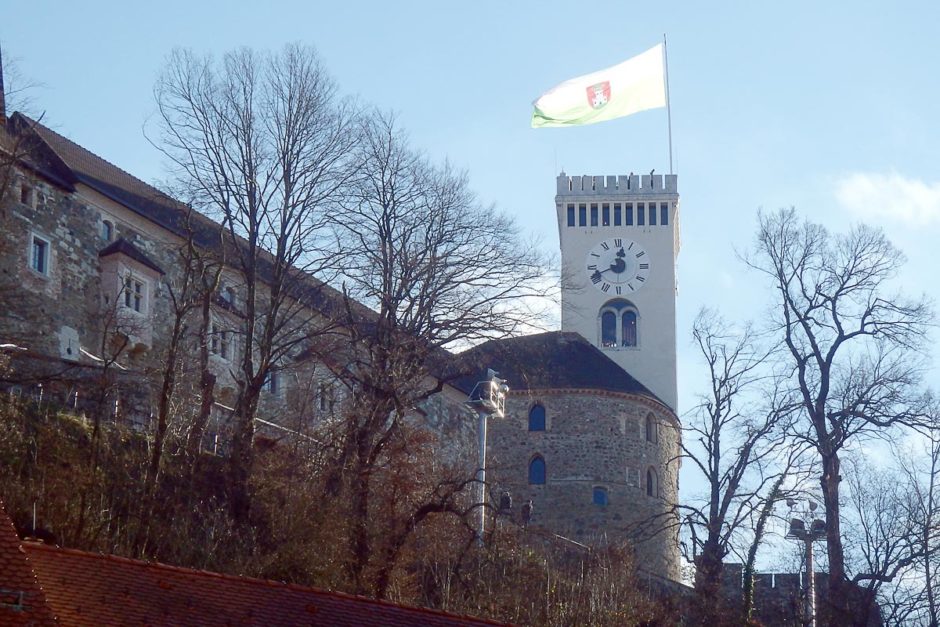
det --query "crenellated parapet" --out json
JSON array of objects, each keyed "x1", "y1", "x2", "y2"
[{"x1": 557, "y1": 172, "x2": 678, "y2": 196}]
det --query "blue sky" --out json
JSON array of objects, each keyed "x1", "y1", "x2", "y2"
[{"x1": 4, "y1": 0, "x2": 940, "y2": 523}]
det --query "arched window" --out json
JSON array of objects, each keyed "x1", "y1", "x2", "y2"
[
  {"x1": 646, "y1": 467, "x2": 658, "y2": 497},
  {"x1": 597, "y1": 299, "x2": 639, "y2": 348},
  {"x1": 622, "y1": 310, "x2": 637, "y2": 347},
  {"x1": 528, "y1": 455, "x2": 546, "y2": 485},
  {"x1": 645, "y1": 413, "x2": 657, "y2": 443},
  {"x1": 593, "y1": 486, "x2": 609, "y2": 506},
  {"x1": 601, "y1": 311, "x2": 617, "y2": 347},
  {"x1": 528, "y1": 404, "x2": 546, "y2": 431}
]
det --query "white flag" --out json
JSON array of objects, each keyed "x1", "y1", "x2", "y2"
[{"x1": 531, "y1": 44, "x2": 666, "y2": 128}]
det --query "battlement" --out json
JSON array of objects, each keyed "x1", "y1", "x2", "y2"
[{"x1": 556, "y1": 173, "x2": 678, "y2": 196}]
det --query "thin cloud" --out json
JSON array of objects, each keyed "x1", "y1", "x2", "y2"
[{"x1": 835, "y1": 172, "x2": 940, "y2": 228}]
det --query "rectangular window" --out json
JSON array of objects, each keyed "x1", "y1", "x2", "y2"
[
  {"x1": 613, "y1": 203, "x2": 622, "y2": 226},
  {"x1": 220, "y1": 331, "x2": 230, "y2": 359},
  {"x1": 567, "y1": 204, "x2": 575, "y2": 227},
  {"x1": 30, "y1": 235, "x2": 49, "y2": 275},
  {"x1": 20, "y1": 184, "x2": 33, "y2": 206},
  {"x1": 602, "y1": 203, "x2": 610, "y2": 226},
  {"x1": 649, "y1": 202, "x2": 657, "y2": 225},
  {"x1": 660, "y1": 202, "x2": 669, "y2": 226},
  {"x1": 578, "y1": 204, "x2": 586, "y2": 227},
  {"x1": 210, "y1": 323, "x2": 230, "y2": 360},
  {"x1": 264, "y1": 369, "x2": 279, "y2": 394},
  {"x1": 590, "y1": 204, "x2": 598, "y2": 226},
  {"x1": 123, "y1": 277, "x2": 144, "y2": 313},
  {"x1": 625, "y1": 203, "x2": 634, "y2": 226},
  {"x1": 637, "y1": 203, "x2": 646, "y2": 226}
]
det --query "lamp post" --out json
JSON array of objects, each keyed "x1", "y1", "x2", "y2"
[
  {"x1": 786, "y1": 499, "x2": 827, "y2": 627},
  {"x1": 465, "y1": 368, "x2": 508, "y2": 546}
]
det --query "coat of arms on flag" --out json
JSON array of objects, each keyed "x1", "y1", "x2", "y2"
[{"x1": 587, "y1": 81, "x2": 611, "y2": 109}]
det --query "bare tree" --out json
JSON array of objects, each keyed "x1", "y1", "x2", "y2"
[
  {"x1": 680, "y1": 308, "x2": 804, "y2": 623},
  {"x1": 152, "y1": 44, "x2": 361, "y2": 522},
  {"x1": 748, "y1": 208, "x2": 933, "y2": 623},
  {"x1": 320, "y1": 113, "x2": 549, "y2": 596}
]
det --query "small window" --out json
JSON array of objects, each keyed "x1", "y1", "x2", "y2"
[
  {"x1": 602, "y1": 203, "x2": 610, "y2": 226},
  {"x1": 601, "y1": 311, "x2": 617, "y2": 347},
  {"x1": 649, "y1": 202, "x2": 657, "y2": 225},
  {"x1": 613, "y1": 203, "x2": 622, "y2": 226},
  {"x1": 210, "y1": 323, "x2": 230, "y2": 359},
  {"x1": 528, "y1": 404, "x2": 546, "y2": 431},
  {"x1": 30, "y1": 235, "x2": 50, "y2": 275},
  {"x1": 637, "y1": 203, "x2": 646, "y2": 226},
  {"x1": 625, "y1": 203, "x2": 634, "y2": 226},
  {"x1": 622, "y1": 311, "x2": 637, "y2": 347},
  {"x1": 645, "y1": 413, "x2": 657, "y2": 443},
  {"x1": 528, "y1": 455, "x2": 546, "y2": 485},
  {"x1": 318, "y1": 383, "x2": 335, "y2": 412},
  {"x1": 567, "y1": 204, "x2": 575, "y2": 227},
  {"x1": 101, "y1": 220, "x2": 113, "y2": 241},
  {"x1": 578, "y1": 204, "x2": 587, "y2": 227},
  {"x1": 264, "y1": 368, "x2": 280, "y2": 394},
  {"x1": 590, "y1": 204, "x2": 598, "y2": 227},
  {"x1": 593, "y1": 486, "x2": 608, "y2": 506},
  {"x1": 123, "y1": 276, "x2": 145, "y2": 313},
  {"x1": 660, "y1": 202, "x2": 669, "y2": 226},
  {"x1": 20, "y1": 184, "x2": 33, "y2": 206},
  {"x1": 646, "y1": 467, "x2": 658, "y2": 497}
]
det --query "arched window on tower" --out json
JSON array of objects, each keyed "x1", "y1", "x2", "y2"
[
  {"x1": 529, "y1": 455, "x2": 546, "y2": 485},
  {"x1": 645, "y1": 413, "x2": 657, "y2": 443},
  {"x1": 622, "y1": 310, "x2": 637, "y2": 347},
  {"x1": 597, "y1": 299, "x2": 639, "y2": 348},
  {"x1": 646, "y1": 467, "x2": 658, "y2": 497},
  {"x1": 528, "y1": 404, "x2": 546, "y2": 431}
]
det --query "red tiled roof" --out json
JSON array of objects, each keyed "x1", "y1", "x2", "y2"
[
  {"x1": 23, "y1": 542, "x2": 504, "y2": 626},
  {"x1": 0, "y1": 510, "x2": 56, "y2": 626}
]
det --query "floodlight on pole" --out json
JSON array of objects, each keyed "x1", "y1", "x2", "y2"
[
  {"x1": 465, "y1": 368, "x2": 508, "y2": 546},
  {"x1": 786, "y1": 499, "x2": 827, "y2": 627}
]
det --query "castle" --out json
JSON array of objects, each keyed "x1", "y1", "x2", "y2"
[{"x1": 0, "y1": 105, "x2": 682, "y2": 580}]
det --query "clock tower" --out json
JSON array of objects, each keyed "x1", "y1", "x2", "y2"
[{"x1": 557, "y1": 172, "x2": 680, "y2": 410}]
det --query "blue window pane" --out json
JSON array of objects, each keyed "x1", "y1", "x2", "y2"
[
  {"x1": 528, "y1": 404, "x2": 546, "y2": 431},
  {"x1": 649, "y1": 203, "x2": 657, "y2": 225},
  {"x1": 567, "y1": 204, "x2": 575, "y2": 227},
  {"x1": 660, "y1": 202, "x2": 669, "y2": 226},
  {"x1": 590, "y1": 204, "x2": 598, "y2": 226},
  {"x1": 622, "y1": 311, "x2": 637, "y2": 347},
  {"x1": 601, "y1": 311, "x2": 617, "y2": 347},
  {"x1": 637, "y1": 203, "x2": 646, "y2": 226},
  {"x1": 593, "y1": 487, "x2": 608, "y2": 506},
  {"x1": 602, "y1": 203, "x2": 610, "y2": 226},
  {"x1": 529, "y1": 456, "x2": 546, "y2": 485},
  {"x1": 613, "y1": 203, "x2": 622, "y2": 226},
  {"x1": 579, "y1": 204, "x2": 587, "y2": 226},
  {"x1": 626, "y1": 203, "x2": 634, "y2": 226}
]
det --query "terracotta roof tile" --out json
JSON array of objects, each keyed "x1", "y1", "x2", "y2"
[{"x1": 0, "y1": 504, "x2": 57, "y2": 625}]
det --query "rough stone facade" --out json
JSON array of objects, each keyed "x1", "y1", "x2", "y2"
[{"x1": 488, "y1": 389, "x2": 680, "y2": 581}]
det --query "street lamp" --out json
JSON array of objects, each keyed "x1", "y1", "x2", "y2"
[
  {"x1": 465, "y1": 368, "x2": 508, "y2": 546},
  {"x1": 786, "y1": 499, "x2": 827, "y2": 627}
]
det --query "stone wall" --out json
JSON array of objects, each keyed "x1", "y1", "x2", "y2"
[{"x1": 487, "y1": 389, "x2": 681, "y2": 581}]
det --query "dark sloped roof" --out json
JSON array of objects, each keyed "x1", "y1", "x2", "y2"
[
  {"x1": 453, "y1": 331, "x2": 663, "y2": 403},
  {"x1": 98, "y1": 237, "x2": 165, "y2": 275}
]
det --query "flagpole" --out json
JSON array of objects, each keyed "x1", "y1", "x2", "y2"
[{"x1": 663, "y1": 33, "x2": 674, "y2": 175}]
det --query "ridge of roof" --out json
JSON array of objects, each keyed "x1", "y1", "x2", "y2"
[
  {"x1": 98, "y1": 237, "x2": 165, "y2": 275},
  {"x1": 453, "y1": 330, "x2": 668, "y2": 407}
]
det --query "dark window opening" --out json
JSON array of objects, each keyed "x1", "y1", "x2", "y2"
[
  {"x1": 590, "y1": 204, "x2": 598, "y2": 227},
  {"x1": 649, "y1": 202, "x2": 657, "y2": 225},
  {"x1": 529, "y1": 456, "x2": 546, "y2": 485},
  {"x1": 660, "y1": 202, "x2": 669, "y2": 226},
  {"x1": 646, "y1": 469, "x2": 656, "y2": 496},
  {"x1": 593, "y1": 486, "x2": 609, "y2": 506},
  {"x1": 637, "y1": 203, "x2": 646, "y2": 226},
  {"x1": 613, "y1": 203, "x2": 622, "y2": 226},
  {"x1": 528, "y1": 404, "x2": 546, "y2": 431},
  {"x1": 578, "y1": 204, "x2": 587, "y2": 227},
  {"x1": 567, "y1": 204, "x2": 575, "y2": 227},
  {"x1": 601, "y1": 311, "x2": 617, "y2": 347},
  {"x1": 602, "y1": 203, "x2": 610, "y2": 226},
  {"x1": 622, "y1": 311, "x2": 637, "y2": 347},
  {"x1": 30, "y1": 236, "x2": 49, "y2": 275},
  {"x1": 626, "y1": 203, "x2": 634, "y2": 226}
]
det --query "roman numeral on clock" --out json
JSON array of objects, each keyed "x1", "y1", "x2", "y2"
[
  {"x1": 615, "y1": 286, "x2": 622, "y2": 294},
  {"x1": 601, "y1": 283, "x2": 610, "y2": 292},
  {"x1": 601, "y1": 242, "x2": 610, "y2": 250},
  {"x1": 635, "y1": 251, "x2": 645, "y2": 258},
  {"x1": 591, "y1": 273, "x2": 601, "y2": 284},
  {"x1": 614, "y1": 238, "x2": 622, "y2": 247},
  {"x1": 639, "y1": 263, "x2": 649, "y2": 269},
  {"x1": 636, "y1": 276, "x2": 646, "y2": 282},
  {"x1": 587, "y1": 264, "x2": 597, "y2": 270}
]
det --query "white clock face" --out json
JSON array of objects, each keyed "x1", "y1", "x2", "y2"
[{"x1": 585, "y1": 238, "x2": 651, "y2": 294}]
